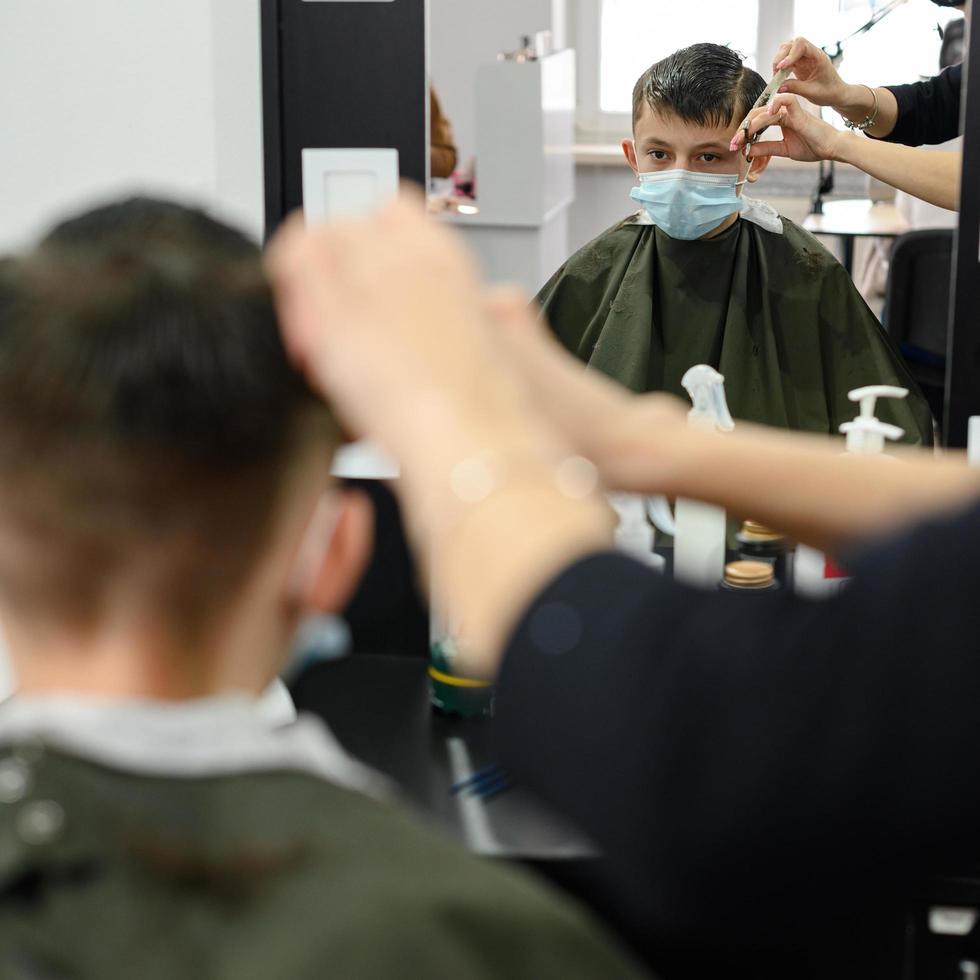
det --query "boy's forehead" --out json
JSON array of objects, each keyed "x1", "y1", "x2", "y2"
[{"x1": 634, "y1": 105, "x2": 738, "y2": 147}]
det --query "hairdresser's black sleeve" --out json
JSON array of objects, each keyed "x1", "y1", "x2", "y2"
[
  {"x1": 876, "y1": 64, "x2": 962, "y2": 146},
  {"x1": 495, "y1": 499, "x2": 980, "y2": 952}
]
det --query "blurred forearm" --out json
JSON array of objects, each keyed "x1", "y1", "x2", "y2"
[
  {"x1": 640, "y1": 416, "x2": 980, "y2": 553},
  {"x1": 493, "y1": 297, "x2": 980, "y2": 551},
  {"x1": 392, "y1": 397, "x2": 610, "y2": 676}
]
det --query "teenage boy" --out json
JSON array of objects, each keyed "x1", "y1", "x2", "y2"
[
  {"x1": 0, "y1": 198, "x2": 642, "y2": 979},
  {"x1": 537, "y1": 43, "x2": 932, "y2": 445}
]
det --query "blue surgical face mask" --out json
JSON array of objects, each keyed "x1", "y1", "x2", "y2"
[{"x1": 630, "y1": 168, "x2": 747, "y2": 241}]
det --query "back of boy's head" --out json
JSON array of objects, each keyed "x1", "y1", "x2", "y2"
[
  {"x1": 632, "y1": 43, "x2": 765, "y2": 130},
  {"x1": 0, "y1": 197, "x2": 337, "y2": 637}
]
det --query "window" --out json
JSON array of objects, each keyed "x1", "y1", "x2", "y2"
[
  {"x1": 572, "y1": 0, "x2": 963, "y2": 140},
  {"x1": 572, "y1": 0, "x2": 761, "y2": 135},
  {"x1": 599, "y1": 0, "x2": 759, "y2": 114}
]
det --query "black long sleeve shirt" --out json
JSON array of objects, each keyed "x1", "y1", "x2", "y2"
[
  {"x1": 879, "y1": 64, "x2": 962, "y2": 146},
  {"x1": 496, "y1": 500, "x2": 980, "y2": 959}
]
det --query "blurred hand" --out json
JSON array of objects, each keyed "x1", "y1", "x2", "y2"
[
  {"x1": 266, "y1": 191, "x2": 518, "y2": 451},
  {"x1": 732, "y1": 95, "x2": 843, "y2": 164},
  {"x1": 772, "y1": 37, "x2": 848, "y2": 108}
]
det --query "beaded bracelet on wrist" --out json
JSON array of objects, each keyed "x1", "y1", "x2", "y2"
[{"x1": 843, "y1": 85, "x2": 880, "y2": 132}]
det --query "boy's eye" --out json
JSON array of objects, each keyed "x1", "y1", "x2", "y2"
[
  {"x1": 649, "y1": 150, "x2": 668, "y2": 161},
  {"x1": 700, "y1": 153, "x2": 719, "y2": 163}
]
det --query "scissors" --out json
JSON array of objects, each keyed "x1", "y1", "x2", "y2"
[{"x1": 739, "y1": 68, "x2": 791, "y2": 155}]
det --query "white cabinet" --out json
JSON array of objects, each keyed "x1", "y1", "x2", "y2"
[{"x1": 442, "y1": 49, "x2": 576, "y2": 296}]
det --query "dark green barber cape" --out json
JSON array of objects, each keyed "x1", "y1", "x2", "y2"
[
  {"x1": 0, "y1": 746, "x2": 644, "y2": 979},
  {"x1": 536, "y1": 213, "x2": 933, "y2": 445}
]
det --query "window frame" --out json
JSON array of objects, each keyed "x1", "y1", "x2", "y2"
[{"x1": 571, "y1": 0, "x2": 631, "y2": 140}]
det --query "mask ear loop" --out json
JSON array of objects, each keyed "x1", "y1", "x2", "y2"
[
  {"x1": 734, "y1": 150, "x2": 751, "y2": 187},
  {"x1": 630, "y1": 138, "x2": 651, "y2": 180}
]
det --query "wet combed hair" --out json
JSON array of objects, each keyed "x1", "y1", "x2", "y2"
[
  {"x1": 0, "y1": 197, "x2": 337, "y2": 637},
  {"x1": 631, "y1": 43, "x2": 766, "y2": 129}
]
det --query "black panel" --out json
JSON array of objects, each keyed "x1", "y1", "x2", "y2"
[
  {"x1": 260, "y1": 0, "x2": 429, "y2": 656},
  {"x1": 260, "y1": 0, "x2": 285, "y2": 236},
  {"x1": 945, "y1": 19, "x2": 980, "y2": 447},
  {"x1": 261, "y1": 0, "x2": 427, "y2": 239}
]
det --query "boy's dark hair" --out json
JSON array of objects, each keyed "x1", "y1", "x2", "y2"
[
  {"x1": 0, "y1": 197, "x2": 336, "y2": 636},
  {"x1": 632, "y1": 43, "x2": 765, "y2": 129}
]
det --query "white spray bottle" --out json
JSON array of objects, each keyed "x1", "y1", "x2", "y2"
[
  {"x1": 795, "y1": 385, "x2": 907, "y2": 598},
  {"x1": 647, "y1": 365, "x2": 735, "y2": 588},
  {"x1": 609, "y1": 493, "x2": 666, "y2": 572}
]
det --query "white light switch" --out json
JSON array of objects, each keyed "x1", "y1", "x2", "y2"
[{"x1": 302, "y1": 148, "x2": 399, "y2": 223}]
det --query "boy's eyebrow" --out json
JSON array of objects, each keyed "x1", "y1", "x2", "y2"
[{"x1": 638, "y1": 137, "x2": 733, "y2": 153}]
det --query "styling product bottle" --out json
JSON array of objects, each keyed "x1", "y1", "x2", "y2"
[
  {"x1": 795, "y1": 385, "x2": 907, "y2": 599},
  {"x1": 609, "y1": 493, "x2": 666, "y2": 573},
  {"x1": 719, "y1": 560, "x2": 779, "y2": 593},
  {"x1": 671, "y1": 365, "x2": 735, "y2": 589},
  {"x1": 428, "y1": 557, "x2": 494, "y2": 719},
  {"x1": 736, "y1": 521, "x2": 788, "y2": 586}
]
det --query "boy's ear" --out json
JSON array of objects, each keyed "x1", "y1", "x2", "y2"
[
  {"x1": 746, "y1": 153, "x2": 771, "y2": 183},
  {"x1": 622, "y1": 138, "x2": 639, "y2": 176},
  {"x1": 288, "y1": 490, "x2": 374, "y2": 616}
]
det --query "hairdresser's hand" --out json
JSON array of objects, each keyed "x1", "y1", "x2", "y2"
[
  {"x1": 770, "y1": 36, "x2": 898, "y2": 138},
  {"x1": 267, "y1": 193, "x2": 519, "y2": 451},
  {"x1": 487, "y1": 290, "x2": 691, "y2": 494},
  {"x1": 734, "y1": 94, "x2": 843, "y2": 163},
  {"x1": 771, "y1": 37, "x2": 848, "y2": 108}
]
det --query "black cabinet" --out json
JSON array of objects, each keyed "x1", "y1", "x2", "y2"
[{"x1": 261, "y1": 0, "x2": 427, "y2": 238}]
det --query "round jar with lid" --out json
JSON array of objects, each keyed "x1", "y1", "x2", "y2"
[{"x1": 719, "y1": 559, "x2": 780, "y2": 593}]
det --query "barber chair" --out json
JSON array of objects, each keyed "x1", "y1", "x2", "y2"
[{"x1": 882, "y1": 228, "x2": 954, "y2": 431}]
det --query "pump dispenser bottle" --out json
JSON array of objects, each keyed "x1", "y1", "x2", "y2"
[
  {"x1": 838, "y1": 385, "x2": 908, "y2": 455},
  {"x1": 647, "y1": 365, "x2": 734, "y2": 588},
  {"x1": 795, "y1": 385, "x2": 908, "y2": 598}
]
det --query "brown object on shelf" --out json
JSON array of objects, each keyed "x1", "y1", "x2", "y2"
[{"x1": 430, "y1": 88, "x2": 458, "y2": 179}]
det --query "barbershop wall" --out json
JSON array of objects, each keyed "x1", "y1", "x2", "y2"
[
  {"x1": 0, "y1": 0, "x2": 263, "y2": 251},
  {"x1": 4, "y1": 0, "x2": 573, "y2": 254}
]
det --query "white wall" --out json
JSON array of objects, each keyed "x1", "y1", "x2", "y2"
[
  {"x1": 1, "y1": 0, "x2": 566, "y2": 253},
  {"x1": 0, "y1": 0, "x2": 264, "y2": 252},
  {"x1": 209, "y1": 0, "x2": 265, "y2": 239},
  {"x1": 570, "y1": 162, "x2": 634, "y2": 250}
]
